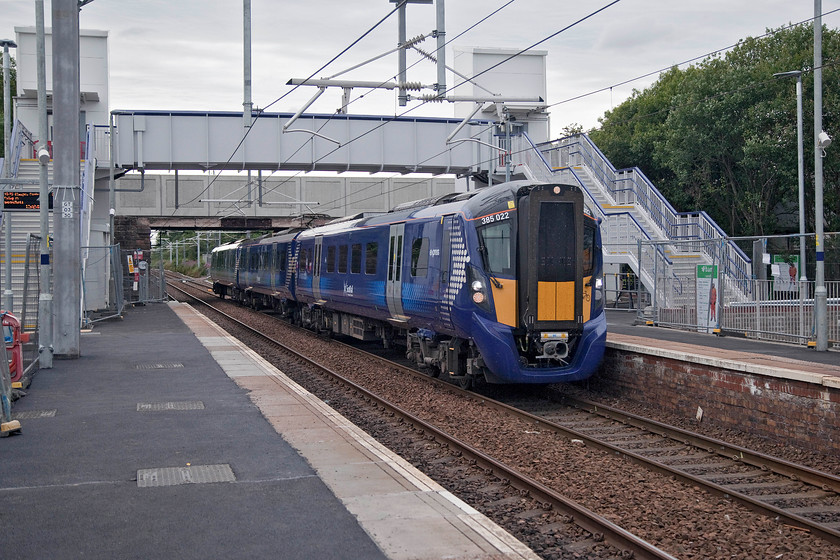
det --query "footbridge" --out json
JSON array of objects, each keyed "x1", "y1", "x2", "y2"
[{"x1": 107, "y1": 110, "x2": 497, "y2": 229}]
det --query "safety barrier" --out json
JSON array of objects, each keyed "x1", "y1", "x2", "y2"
[{"x1": 646, "y1": 233, "x2": 839, "y2": 346}]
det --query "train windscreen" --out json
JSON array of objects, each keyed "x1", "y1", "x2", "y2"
[{"x1": 477, "y1": 220, "x2": 513, "y2": 275}]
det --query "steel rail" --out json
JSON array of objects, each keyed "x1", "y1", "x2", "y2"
[{"x1": 166, "y1": 277, "x2": 678, "y2": 560}]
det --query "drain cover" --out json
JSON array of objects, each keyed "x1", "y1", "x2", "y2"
[
  {"x1": 137, "y1": 401, "x2": 205, "y2": 412},
  {"x1": 137, "y1": 464, "x2": 236, "y2": 488},
  {"x1": 135, "y1": 362, "x2": 185, "y2": 370},
  {"x1": 12, "y1": 409, "x2": 57, "y2": 420}
]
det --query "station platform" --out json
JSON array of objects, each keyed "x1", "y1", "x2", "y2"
[
  {"x1": 605, "y1": 309, "x2": 840, "y2": 384},
  {"x1": 2, "y1": 302, "x2": 538, "y2": 560}
]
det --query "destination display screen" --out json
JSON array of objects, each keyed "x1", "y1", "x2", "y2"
[{"x1": 3, "y1": 191, "x2": 54, "y2": 211}]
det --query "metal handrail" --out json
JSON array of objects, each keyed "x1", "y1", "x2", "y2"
[
  {"x1": 510, "y1": 133, "x2": 678, "y2": 304},
  {"x1": 539, "y1": 134, "x2": 752, "y2": 296}
]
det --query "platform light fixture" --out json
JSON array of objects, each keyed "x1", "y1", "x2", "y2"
[{"x1": 773, "y1": 70, "x2": 807, "y2": 284}]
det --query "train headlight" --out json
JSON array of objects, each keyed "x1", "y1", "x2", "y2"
[
  {"x1": 471, "y1": 280, "x2": 486, "y2": 304},
  {"x1": 594, "y1": 277, "x2": 603, "y2": 301},
  {"x1": 467, "y1": 266, "x2": 492, "y2": 311}
]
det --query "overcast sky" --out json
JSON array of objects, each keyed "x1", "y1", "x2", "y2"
[{"x1": 2, "y1": 1, "x2": 839, "y2": 138}]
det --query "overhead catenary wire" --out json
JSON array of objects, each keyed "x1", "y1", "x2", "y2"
[
  {"x1": 173, "y1": 1, "x2": 406, "y2": 210},
  {"x1": 315, "y1": 4, "x2": 840, "y2": 212},
  {"x1": 184, "y1": 0, "x2": 523, "y2": 214},
  {"x1": 243, "y1": 0, "x2": 620, "y2": 214}
]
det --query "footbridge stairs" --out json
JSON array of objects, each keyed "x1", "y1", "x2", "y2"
[{"x1": 510, "y1": 133, "x2": 753, "y2": 317}]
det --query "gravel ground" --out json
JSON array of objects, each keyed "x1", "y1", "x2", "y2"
[
  {"x1": 552, "y1": 383, "x2": 840, "y2": 479},
  {"x1": 178, "y1": 288, "x2": 840, "y2": 559}
]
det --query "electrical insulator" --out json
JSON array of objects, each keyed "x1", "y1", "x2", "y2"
[{"x1": 398, "y1": 82, "x2": 424, "y2": 92}]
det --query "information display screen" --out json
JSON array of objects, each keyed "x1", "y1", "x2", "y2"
[{"x1": 3, "y1": 191, "x2": 54, "y2": 211}]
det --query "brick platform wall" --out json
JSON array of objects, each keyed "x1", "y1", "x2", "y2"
[
  {"x1": 593, "y1": 347, "x2": 840, "y2": 454},
  {"x1": 114, "y1": 216, "x2": 151, "y2": 252}
]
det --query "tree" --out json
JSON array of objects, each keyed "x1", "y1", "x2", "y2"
[
  {"x1": 0, "y1": 55, "x2": 16, "y2": 158},
  {"x1": 589, "y1": 24, "x2": 840, "y2": 238}
]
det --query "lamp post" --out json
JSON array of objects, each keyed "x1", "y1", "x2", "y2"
[
  {"x1": 814, "y1": 0, "x2": 828, "y2": 351},
  {"x1": 773, "y1": 71, "x2": 807, "y2": 284},
  {"x1": 1, "y1": 39, "x2": 17, "y2": 315}
]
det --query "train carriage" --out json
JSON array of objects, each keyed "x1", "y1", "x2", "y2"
[{"x1": 211, "y1": 180, "x2": 606, "y2": 385}]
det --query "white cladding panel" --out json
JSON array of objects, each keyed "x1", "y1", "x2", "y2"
[
  {"x1": 113, "y1": 111, "x2": 495, "y2": 175},
  {"x1": 453, "y1": 47, "x2": 547, "y2": 115},
  {"x1": 14, "y1": 27, "x2": 109, "y2": 131}
]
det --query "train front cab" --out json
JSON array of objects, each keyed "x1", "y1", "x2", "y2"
[{"x1": 470, "y1": 182, "x2": 606, "y2": 384}]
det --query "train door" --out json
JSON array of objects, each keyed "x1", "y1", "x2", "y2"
[
  {"x1": 234, "y1": 247, "x2": 242, "y2": 288},
  {"x1": 436, "y1": 215, "x2": 455, "y2": 331},
  {"x1": 313, "y1": 236, "x2": 324, "y2": 301},
  {"x1": 386, "y1": 223, "x2": 405, "y2": 318},
  {"x1": 519, "y1": 184, "x2": 584, "y2": 330}
]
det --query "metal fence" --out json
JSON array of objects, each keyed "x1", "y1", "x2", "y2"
[
  {"x1": 0, "y1": 234, "x2": 44, "y2": 381},
  {"x1": 723, "y1": 280, "x2": 840, "y2": 344},
  {"x1": 82, "y1": 246, "x2": 167, "y2": 325},
  {"x1": 121, "y1": 248, "x2": 166, "y2": 305},
  {"x1": 605, "y1": 271, "x2": 651, "y2": 310},
  {"x1": 640, "y1": 233, "x2": 839, "y2": 347}
]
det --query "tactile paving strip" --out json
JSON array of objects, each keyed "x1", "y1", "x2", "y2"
[{"x1": 136, "y1": 464, "x2": 236, "y2": 487}]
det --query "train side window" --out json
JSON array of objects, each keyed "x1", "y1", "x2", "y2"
[
  {"x1": 338, "y1": 245, "x2": 348, "y2": 274},
  {"x1": 583, "y1": 223, "x2": 595, "y2": 277},
  {"x1": 277, "y1": 245, "x2": 286, "y2": 271},
  {"x1": 351, "y1": 244, "x2": 362, "y2": 274},
  {"x1": 410, "y1": 237, "x2": 429, "y2": 277},
  {"x1": 299, "y1": 248, "x2": 311, "y2": 272},
  {"x1": 388, "y1": 237, "x2": 395, "y2": 281},
  {"x1": 365, "y1": 242, "x2": 377, "y2": 274},
  {"x1": 395, "y1": 235, "x2": 403, "y2": 281},
  {"x1": 326, "y1": 246, "x2": 336, "y2": 273}
]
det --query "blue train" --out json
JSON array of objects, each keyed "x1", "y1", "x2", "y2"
[{"x1": 210, "y1": 180, "x2": 606, "y2": 386}]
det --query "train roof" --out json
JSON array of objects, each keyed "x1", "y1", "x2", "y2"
[{"x1": 215, "y1": 181, "x2": 590, "y2": 246}]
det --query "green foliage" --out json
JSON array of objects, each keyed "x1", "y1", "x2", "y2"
[
  {"x1": 589, "y1": 23, "x2": 840, "y2": 238},
  {"x1": 166, "y1": 261, "x2": 207, "y2": 278},
  {"x1": 0, "y1": 56, "x2": 17, "y2": 157}
]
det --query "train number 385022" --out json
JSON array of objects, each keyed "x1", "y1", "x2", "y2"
[{"x1": 480, "y1": 211, "x2": 510, "y2": 225}]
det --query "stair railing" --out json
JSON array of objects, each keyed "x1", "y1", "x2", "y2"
[{"x1": 537, "y1": 133, "x2": 752, "y2": 297}]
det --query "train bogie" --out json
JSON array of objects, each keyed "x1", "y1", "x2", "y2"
[{"x1": 210, "y1": 181, "x2": 607, "y2": 385}]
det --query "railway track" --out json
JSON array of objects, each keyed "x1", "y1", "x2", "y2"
[
  {"x1": 165, "y1": 272, "x2": 840, "y2": 557},
  {"x1": 496, "y1": 393, "x2": 840, "y2": 545},
  {"x1": 165, "y1": 274, "x2": 677, "y2": 560}
]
